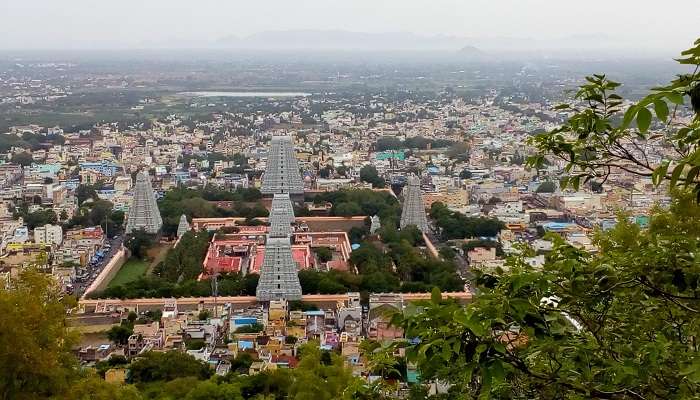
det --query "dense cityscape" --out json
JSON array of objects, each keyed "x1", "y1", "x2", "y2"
[{"x1": 1, "y1": 2, "x2": 700, "y2": 399}]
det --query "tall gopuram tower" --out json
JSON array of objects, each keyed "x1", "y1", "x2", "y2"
[
  {"x1": 176, "y1": 214, "x2": 190, "y2": 239},
  {"x1": 255, "y1": 235, "x2": 303, "y2": 301},
  {"x1": 125, "y1": 171, "x2": 163, "y2": 235},
  {"x1": 268, "y1": 193, "x2": 295, "y2": 237},
  {"x1": 256, "y1": 191, "x2": 303, "y2": 301},
  {"x1": 400, "y1": 175, "x2": 429, "y2": 233},
  {"x1": 260, "y1": 135, "x2": 304, "y2": 195}
]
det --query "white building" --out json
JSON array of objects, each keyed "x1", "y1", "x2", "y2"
[{"x1": 34, "y1": 224, "x2": 63, "y2": 246}]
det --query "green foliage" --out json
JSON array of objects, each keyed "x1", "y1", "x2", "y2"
[
  {"x1": 0, "y1": 269, "x2": 79, "y2": 399},
  {"x1": 288, "y1": 300, "x2": 320, "y2": 311},
  {"x1": 129, "y1": 351, "x2": 212, "y2": 383},
  {"x1": 0, "y1": 132, "x2": 62, "y2": 153},
  {"x1": 154, "y1": 230, "x2": 211, "y2": 282},
  {"x1": 359, "y1": 165, "x2": 386, "y2": 188},
  {"x1": 75, "y1": 184, "x2": 99, "y2": 206},
  {"x1": 125, "y1": 228, "x2": 154, "y2": 260},
  {"x1": 528, "y1": 39, "x2": 700, "y2": 198},
  {"x1": 459, "y1": 169, "x2": 473, "y2": 179},
  {"x1": 185, "y1": 339, "x2": 206, "y2": 350},
  {"x1": 285, "y1": 335, "x2": 298, "y2": 345},
  {"x1": 287, "y1": 342, "x2": 361, "y2": 399},
  {"x1": 94, "y1": 273, "x2": 258, "y2": 299},
  {"x1": 234, "y1": 322, "x2": 264, "y2": 334},
  {"x1": 11, "y1": 151, "x2": 34, "y2": 166},
  {"x1": 106, "y1": 324, "x2": 133, "y2": 346},
  {"x1": 230, "y1": 352, "x2": 254, "y2": 374},
  {"x1": 438, "y1": 246, "x2": 457, "y2": 260},
  {"x1": 23, "y1": 208, "x2": 58, "y2": 229},
  {"x1": 67, "y1": 199, "x2": 125, "y2": 234},
  {"x1": 94, "y1": 355, "x2": 129, "y2": 378},
  {"x1": 341, "y1": 235, "x2": 463, "y2": 294},
  {"x1": 158, "y1": 186, "x2": 267, "y2": 236},
  {"x1": 197, "y1": 310, "x2": 210, "y2": 321},
  {"x1": 430, "y1": 202, "x2": 505, "y2": 240},
  {"x1": 314, "y1": 246, "x2": 333, "y2": 263},
  {"x1": 312, "y1": 189, "x2": 401, "y2": 225},
  {"x1": 62, "y1": 375, "x2": 144, "y2": 400},
  {"x1": 535, "y1": 180, "x2": 556, "y2": 193},
  {"x1": 389, "y1": 194, "x2": 700, "y2": 399},
  {"x1": 299, "y1": 269, "x2": 360, "y2": 294}
]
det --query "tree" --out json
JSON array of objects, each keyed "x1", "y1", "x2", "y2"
[
  {"x1": 318, "y1": 165, "x2": 333, "y2": 179},
  {"x1": 62, "y1": 376, "x2": 144, "y2": 400},
  {"x1": 285, "y1": 335, "x2": 298, "y2": 345},
  {"x1": 106, "y1": 325, "x2": 133, "y2": 346},
  {"x1": 24, "y1": 209, "x2": 58, "y2": 229},
  {"x1": 314, "y1": 247, "x2": 333, "y2": 263},
  {"x1": 0, "y1": 269, "x2": 78, "y2": 399},
  {"x1": 234, "y1": 323, "x2": 264, "y2": 334},
  {"x1": 129, "y1": 351, "x2": 212, "y2": 383},
  {"x1": 186, "y1": 339, "x2": 206, "y2": 350},
  {"x1": 75, "y1": 184, "x2": 99, "y2": 206},
  {"x1": 535, "y1": 181, "x2": 556, "y2": 193},
  {"x1": 360, "y1": 165, "x2": 386, "y2": 188},
  {"x1": 528, "y1": 39, "x2": 700, "y2": 197},
  {"x1": 391, "y1": 195, "x2": 700, "y2": 398},
  {"x1": 288, "y1": 342, "x2": 362, "y2": 399},
  {"x1": 198, "y1": 310, "x2": 210, "y2": 321},
  {"x1": 459, "y1": 169, "x2": 473, "y2": 179},
  {"x1": 384, "y1": 41, "x2": 700, "y2": 398},
  {"x1": 11, "y1": 151, "x2": 33, "y2": 166},
  {"x1": 430, "y1": 202, "x2": 505, "y2": 240},
  {"x1": 334, "y1": 202, "x2": 363, "y2": 217},
  {"x1": 439, "y1": 246, "x2": 457, "y2": 261},
  {"x1": 125, "y1": 228, "x2": 154, "y2": 260}
]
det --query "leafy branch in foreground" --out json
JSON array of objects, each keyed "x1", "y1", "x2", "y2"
[
  {"x1": 388, "y1": 193, "x2": 700, "y2": 399},
  {"x1": 527, "y1": 38, "x2": 700, "y2": 198}
]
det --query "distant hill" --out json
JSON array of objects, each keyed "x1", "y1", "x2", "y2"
[
  {"x1": 457, "y1": 45, "x2": 490, "y2": 60},
  {"x1": 216, "y1": 30, "x2": 474, "y2": 51}
]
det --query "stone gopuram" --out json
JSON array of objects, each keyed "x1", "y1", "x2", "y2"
[
  {"x1": 255, "y1": 236, "x2": 303, "y2": 301},
  {"x1": 400, "y1": 175, "x2": 429, "y2": 233},
  {"x1": 260, "y1": 135, "x2": 304, "y2": 195},
  {"x1": 268, "y1": 193, "x2": 295, "y2": 237},
  {"x1": 125, "y1": 171, "x2": 163, "y2": 235}
]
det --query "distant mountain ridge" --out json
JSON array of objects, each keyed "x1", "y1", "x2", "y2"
[{"x1": 216, "y1": 30, "x2": 479, "y2": 51}]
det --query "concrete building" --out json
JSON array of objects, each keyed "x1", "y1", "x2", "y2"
[{"x1": 34, "y1": 224, "x2": 63, "y2": 246}]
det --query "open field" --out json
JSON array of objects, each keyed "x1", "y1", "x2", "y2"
[
  {"x1": 107, "y1": 258, "x2": 148, "y2": 288},
  {"x1": 146, "y1": 243, "x2": 172, "y2": 274}
]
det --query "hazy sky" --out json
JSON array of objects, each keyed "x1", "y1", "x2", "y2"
[{"x1": 1, "y1": 0, "x2": 698, "y2": 52}]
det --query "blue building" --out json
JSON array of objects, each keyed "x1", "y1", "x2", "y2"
[{"x1": 79, "y1": 161, "x2": 120, "y2": 177}]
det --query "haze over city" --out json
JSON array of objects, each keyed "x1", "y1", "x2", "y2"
[{"x1": 1, "y1": 0, "x2": 698, "y2": 55}]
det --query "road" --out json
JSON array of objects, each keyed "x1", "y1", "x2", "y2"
[
  {"x1": 426, "y1": 223, "x2": 475, "y2": 294},
  {"x1": 73, "y1": 235, "x2": 123, "y2": 297}
]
